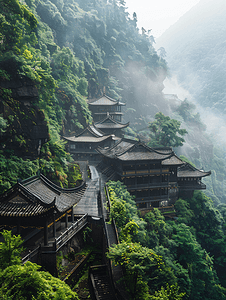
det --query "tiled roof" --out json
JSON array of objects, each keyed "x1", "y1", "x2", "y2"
[
  {"x1": 64, "y1": 135, "x2": 113, "y2": 143},
  {"x1": 93, "y1": 112, "x2": 123, "y2": 115},
  {"x1": 94, "y1": 114, "x2": 129, "y2": 130},
  {"x1": 88, "y1": 94, "x2": 125, "y2": 106},
  {"x1": 162, "y1": 155, "x2": 184, "y2": 166},
  {"x1": 98, "y1": 139, "x2": 173, "y2": 161},
  {"x1": 0, "y1": 200, "x2": 51, "y2": 217},
  {"x1": 90, "y1": 125, "x2": 104, "y2": 137},
  {"x1": 95, "y1": 123, "x2": 128, "y2": 129},
  {"x1": 76, "y1": 125, "x2": 104, "y2": 138},
  {"x1": 98, "y1": 139, "x2": 134, "y2": 157},
  {"x1": 63, "y1": 124, "x2": 114, "y2": 143},
  {"x1": 117, "y1": 151, "x2": 171, "y2": 161},
  {"x1": 0, "y1": 174, "x2": 87, "y2": 217},
  {"x1": 178, "y1": 163, "x2": 211, "y2": 178}
]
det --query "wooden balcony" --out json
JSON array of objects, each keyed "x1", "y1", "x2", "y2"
[
  {"x1": 179, "y1": 182, "x2": 206, "y2": 190},
  {"x1": 126, "y1": 182, "x2": 169, "y2": 189},
  {"x1": 135, "y1": 195, "x2": 168, "y2": 203},
  {"x1": 122, "y1": 168, "x2": 169, "y2": 176}
]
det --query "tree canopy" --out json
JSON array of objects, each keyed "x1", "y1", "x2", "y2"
[
  {"x1": 0, "y1": 230, "x2": 79, "y2": 300},
  {"x1": 106, "y1": 181, "x2": 226, "y2": 300},
  {"x1": 148, "y1": 112, "x2": 187, "y2": 147}
]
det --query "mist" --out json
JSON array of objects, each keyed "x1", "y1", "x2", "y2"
[{"x1": 163, "y1": 77, "x2": 226, "y2": 147}]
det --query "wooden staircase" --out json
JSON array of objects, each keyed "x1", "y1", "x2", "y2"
[{"x1": 89, "y1": 265, "x2": 117, "y2": 300}]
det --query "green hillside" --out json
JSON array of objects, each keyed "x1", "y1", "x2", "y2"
[
  {"x1": 0, "y1": 0, "x2": 167, "y2": 191},
  {"x1": 2, "y1": 1, "x2": 226, "y2": 299}
]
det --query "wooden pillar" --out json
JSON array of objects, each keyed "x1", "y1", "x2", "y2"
[
  {"x1": 71, "y1": 207, "x2": 74, "y2": 223},
  {"x1": 53, "y1": 212, "x2": 56, "y2": 238},
  {"x1": 65, "y1": 212, "x2": 68, "y2": 228},
  {"x1": 44, "y1": 220, "x2": 48, "y2": 246},
  {"x1": 17, "y1": 220, "x2": 21, "y2": 235}
]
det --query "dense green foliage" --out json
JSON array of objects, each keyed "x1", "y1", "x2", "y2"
[
  {"x1": 0, "y1": 262, "x2": 79, "y2": 299},
  {"x1": 0, "y1": 230, "x2": 24, "y2": 269},
  {"x1": 0, "y1": 230, "x2": 79, "y2": 299},
  {"x1": 0, "y1": 0, "x2": 91, "y2": 191},
  {"x1": 148, "y1": 112, "x2": 187, "y2": 147},
  {"x1": 0, "y1": 0, "x2": 168, "y2": 191},
  {"x1": 106, "y1": 181, "x2": 226, "y2": 299},
  {"x1": 1, "y1": 0, "x2": 226, "y2": 298}
]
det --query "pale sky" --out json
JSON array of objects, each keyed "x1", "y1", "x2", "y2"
[{"x1": 125, "y1": 0, "x2": 200, "y2": 38}]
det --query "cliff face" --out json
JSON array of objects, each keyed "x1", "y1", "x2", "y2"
[{"x1": 0, "y1": 76, "x2": 49, "y2": 158}]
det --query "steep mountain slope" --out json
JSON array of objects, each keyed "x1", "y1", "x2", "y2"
[
  {"x1": 0, "y1": 0, "x2": 167, "y2": 190},
  {"x1": 34, "y1": 0, "x2": 169, "y2": 127},
  {"x1": 158, "y1": 0, "x2": 226, "y2": 114},
  {"x1": 157, "y1": 0, "x2": 226, "y2": 204}
]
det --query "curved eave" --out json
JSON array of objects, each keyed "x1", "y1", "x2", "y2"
[
  {"x1": 93, "y1": 112, "x2": 124, "y2": 115},
  {"x1": 116, "y1": 153, "x2": 173, "y2": 161},
  {"x1": 88, "y1": 95, "x2": 125, "y2": 106},
  {"x1": 63, "y1": 135, "x2": 113, "y2": 143},
  {"x1": 162, "y1": 155, "x2": 185, "y2": 166},
  {"x1": 178, "y1": 170, "x2": 211, "y2": 178},
  {"x1": 95, "y1": 124, "x2": 129, "y2": 130},
  {"x1": 0, "y1": 203, "x2": 54, "y2": 218}
]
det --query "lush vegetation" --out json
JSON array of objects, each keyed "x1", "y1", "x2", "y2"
[
  {"x1": 1, "y1": 0, "x2": 226, "y2": 298},
  {"x1": 0, "y1": 230, "x2": 79, "y2": 299},
  {"x1": 157, "y1": 0, "x2": 226, "y2": 205},
  {"x1": 0, "y1": 0, "x2": 168, "y2": 191},
  {"x1": 148, "y1": 112, "x2": 187, "y2": 147},
  {"x1": 106, "y1": 181, "x2": 226, "y2": 299}
]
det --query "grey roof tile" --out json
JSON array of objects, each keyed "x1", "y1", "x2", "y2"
[
  {"x1": 0, "y1": 174, "x2": 87, "y2": 217},
  {"x1": 88, "y1": 94, "x2": 125, "y2": 106},
  {"x1": 178, "y1": 163, "x2": 211, "y2": 178}
]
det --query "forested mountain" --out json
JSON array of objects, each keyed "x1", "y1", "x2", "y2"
[
  {"x1": 2, "y1": 0, "x2": 226, "y2": 299},
  {"x1": 157, "y1": 0, "x2": 226, "y2": 204},
  {"x1": 0, "y1": 0, "x2": 168, "y2": 191},
  {"x1": 158, "y1": 0, "x2": 226, "y2": 114}
]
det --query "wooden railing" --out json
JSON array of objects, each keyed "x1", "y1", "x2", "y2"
[
  {"x1": 22, "y1": 245, "x2": 40, "y2": 264},
  {"x1": 126, "y1": 182, "x2": 169, "y2": 189},
  {"x1": 105, "y1": 186, "x2": 119, "y2": 244},
  {"x1": 122, "y1": 168, "x2": 169, "y2": 175},
  {"x1": 158, "y1": 205, "x2": 175, "y2": 213},
  {"x1": 136, "y1": 195, "x2": 168, "y2": 202},
  {"x1": 54, "y1": 214, "x2": 88, "y2": 251},
  {"x1": 179, "y1": 182, "x2": 206, "y2": 190}
]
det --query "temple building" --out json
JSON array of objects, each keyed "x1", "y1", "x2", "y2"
[
  {"x1": 64, "y1": 94, "x2": 129, "y2": 160},
  {"x1": 178, "y1": 163, "x2": 211, "y2": 199},
  {"x1": 63, "y1": 124, "x2": 119, "y2": 161},
  {"x1": 0, "y1": 173, "x2": 86, "y2": 246},
  {"x1": 88, "y1": 94, "x2": 126, "y2": 122},
  {"x1": 94, "y1": 113, "x2": 129, "y2": 137},
  {"x1": 97, "y1": 138, "x2": 211, "y2": 211}
]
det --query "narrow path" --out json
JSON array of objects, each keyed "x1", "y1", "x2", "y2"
[{"x1": 74, "y1": 163, "x2": 99, "y2": 217}]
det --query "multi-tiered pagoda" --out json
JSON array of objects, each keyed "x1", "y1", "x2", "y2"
[{"x1": 64, "y1": 94, "x2": 129, "y2": 161}]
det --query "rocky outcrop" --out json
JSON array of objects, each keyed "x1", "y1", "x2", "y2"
[{"x1": 0, "y1": 75, "x2": 49, "y2": 158}]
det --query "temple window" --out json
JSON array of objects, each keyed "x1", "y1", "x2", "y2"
[{"x1": 138, "y1": 202, "x2": 146, "y2": 209}]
